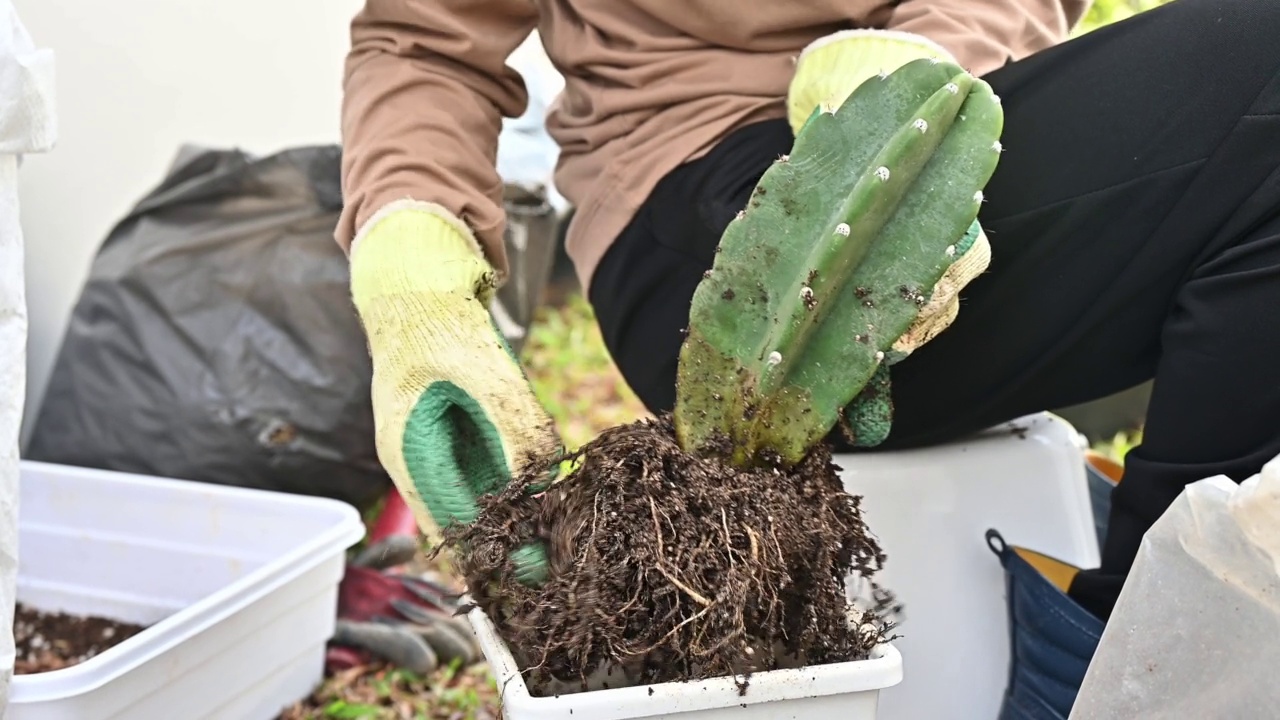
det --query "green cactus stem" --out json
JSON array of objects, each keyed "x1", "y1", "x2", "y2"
[{"x1": 672, "y1": 58, "x2": 1004, "y2": 468}]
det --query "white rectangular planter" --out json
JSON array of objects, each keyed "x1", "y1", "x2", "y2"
[
  {"x1": 7, "y1": 460, "x2": 365, "y2": 720},
  {"x1": 468, "y1": 608, "x2": 903, "y2": 720}
]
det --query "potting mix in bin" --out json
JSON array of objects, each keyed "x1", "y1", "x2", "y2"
[
  {"x1": 437, "y1": 58, "x2": 1005, "y2": 695},
  {"x1": 13, "y1": 603, "x2": 147, "y2": 674}
]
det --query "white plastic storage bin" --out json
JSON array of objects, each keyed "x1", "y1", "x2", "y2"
[
  {"x1": 834, "y1": 412, "x2": 1098, "y2": 720},
  {"x1": 469, "y1": 608, "x2": 903, "y2": 720},
  {"x1": 7, "y1": 460, "x2": 365, "y2": 720}
]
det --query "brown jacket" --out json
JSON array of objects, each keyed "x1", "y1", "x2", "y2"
[{"x1": 338, "y1": 0, "x2": 1089, "y2": 293}]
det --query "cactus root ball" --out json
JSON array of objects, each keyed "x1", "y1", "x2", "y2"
[{"x1": 440, "y1": 415, "x2": 895, "y2": 696}]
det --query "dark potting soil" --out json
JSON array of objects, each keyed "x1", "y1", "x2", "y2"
[
  {"x1": 439, "y1": 415, "x2": 897, "y2": 695},
  {"x1": 13, "y1": 603, "x2": 147, "y2": 674}
]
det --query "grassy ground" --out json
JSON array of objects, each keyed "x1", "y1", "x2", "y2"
[
  {"x1": 518, "y1": 293, "x2": 651, "y2": 450},
  {"x1": 283, "y1": 3, "x2": 1166, "y2": 714},
  {"x1": 280, "y1": 663, "x2": 499, "y2": 720}
]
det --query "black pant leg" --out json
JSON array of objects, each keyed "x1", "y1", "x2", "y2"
[
  {"x1": 877, "y1": 0, "x2": 1280, "y2": 619},
  {"x1": 588, "y1": 0, "x2": 1280, "y2": 621},
  {"x1": 884, "y1": 0, "x2": 1280, "y2": 447},
  {"x1": 589, "y1": 119, "x2": 795, "y2": 416}
]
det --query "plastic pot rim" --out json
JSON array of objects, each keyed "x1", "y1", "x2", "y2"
[{"x1": 467, "y1": 606, "x2": 904, "y2": 719}]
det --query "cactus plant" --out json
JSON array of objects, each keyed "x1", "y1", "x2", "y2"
[
  {"x1": 445, "y1": 59, "x2": 1006, "y2": 692},
  {"x1": 673, "y1": 58, "x2": 1004, "y2": 468}
]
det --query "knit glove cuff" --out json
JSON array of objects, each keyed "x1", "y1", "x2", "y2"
[
  {"x1": 788, "y1": 29, "x2": 957, "y2": 135},
  {"x1": 350, "y1": 202, "x2": 559, "y2": 585}
]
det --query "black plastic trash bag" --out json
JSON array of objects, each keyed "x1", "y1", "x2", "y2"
[
  {"x1": 25, "y1": 144, "x2": 559, "y2": 511},
  {"x1": 22, "y1": 145, "x2": 393, "y2": 509}
]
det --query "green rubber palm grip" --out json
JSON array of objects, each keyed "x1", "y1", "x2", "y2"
[{"x1": 402, "y1": 381, "x2": 550, "y2": 587}]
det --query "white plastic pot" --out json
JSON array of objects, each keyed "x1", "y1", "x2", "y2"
[
  {"x1": 7, "y1": 460, "x2": 365, "y2": 720},
  {"x1": 468, "y1": 608, "x2": 902, "y2": 720}
]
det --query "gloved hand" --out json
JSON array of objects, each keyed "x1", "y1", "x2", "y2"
[
  {"x1": 328, "y1": 535, "x2": 482, "y2": 675},
  {"x1": 787, "y1": 30, "x2": 994, "y2": 447},
  {"x1": 348, "y1": 201, "x2": 562, "y2": 584}
]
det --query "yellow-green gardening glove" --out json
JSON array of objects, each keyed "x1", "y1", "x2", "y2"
[
  {"x1": 349, "y1": 202, "x2": 562, "y2": 585},
  {"x1": 787, "y1": 30, "x2": 994, "y2": 446}
]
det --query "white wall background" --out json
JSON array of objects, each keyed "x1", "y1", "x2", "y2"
[
  {"x1": 13, "y1": 0, "x2": 363, "y2": 445},
  {"x1": 12, "y1": 0, "x2": 564, "y2": 447}
]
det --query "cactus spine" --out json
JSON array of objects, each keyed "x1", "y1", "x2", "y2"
[{"x1": 672, "y1": 58, "x2": 1004, "y2": 468}]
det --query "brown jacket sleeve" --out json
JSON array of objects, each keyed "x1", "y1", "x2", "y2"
[
  {"x1": 887, "y1": 0, "x2": 1091, "y2": 76},
  {"x1": 337, "y1": 0, "x2": 539, "y2": 277}
]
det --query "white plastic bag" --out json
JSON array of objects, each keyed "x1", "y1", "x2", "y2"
[
  {"x1": 0, "y1": 0, "x2": 55, "y2": 710},
  {"x1": 498, "y1": 32, "x2": 567, "y2": 214},
  {"x1": 1071, "y1": 453, "x2": 1280, "y2": 719}
]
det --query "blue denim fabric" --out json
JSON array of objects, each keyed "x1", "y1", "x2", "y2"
[{"x1": 987, "y1": 529, "x2": 1104, "y2": 720}]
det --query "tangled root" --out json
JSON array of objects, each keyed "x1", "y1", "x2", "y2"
[{"x1": 439, "y1": 416, "x2": 896, "y2": 694}]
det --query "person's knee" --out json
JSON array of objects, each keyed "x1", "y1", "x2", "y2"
[
  {"x1": 1217, "y1": 0, "x2": 1280, "y2": 25},
  {"x1": 1155, "y1": 0, "x2": 1280, "y2": 55}
]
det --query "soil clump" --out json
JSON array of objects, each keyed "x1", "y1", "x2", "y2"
[{"x1": 440, "y1": 415, "x2": 896, "y2": 694}]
